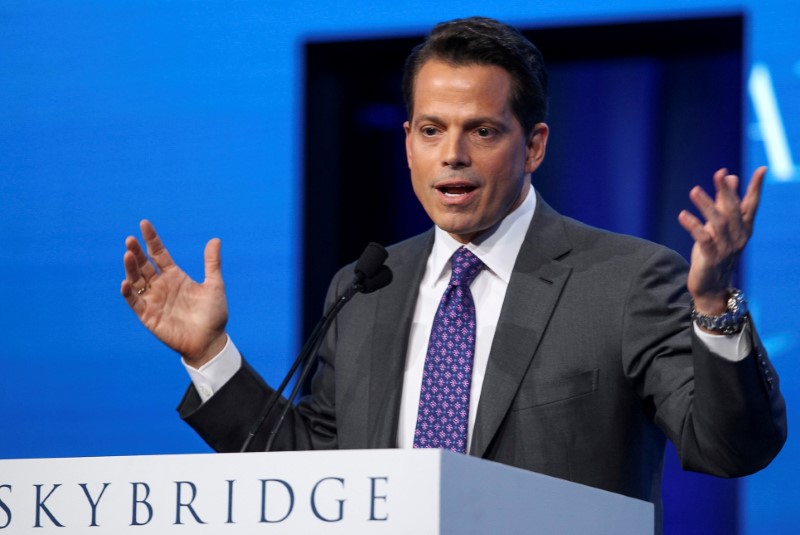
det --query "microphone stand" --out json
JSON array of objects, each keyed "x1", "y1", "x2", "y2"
[
  {"x1": 239, "y1": 245, "x2": 390, "y2": 453},
  {"x1": 263, "y1": 292, "x2": 351, "y2": 451},
  {"x1": 239, "y1": 288, "x2": 354, "y2": 453}
]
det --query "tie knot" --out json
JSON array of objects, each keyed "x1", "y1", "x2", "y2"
[{"x1": 449, "y1": 247, "x2": 484, "y2": 287}]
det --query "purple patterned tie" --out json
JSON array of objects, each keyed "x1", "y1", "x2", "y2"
[{"x1": 413, "y1": 247, "x2": 484, "y2": 454}]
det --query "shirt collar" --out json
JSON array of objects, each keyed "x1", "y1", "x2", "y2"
[{"x1": 427, "y1": 183, "x2": 537, "y2": 286}]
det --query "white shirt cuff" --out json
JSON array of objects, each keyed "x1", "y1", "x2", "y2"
[
  {"x1": 182, "y1": 335, "x2": 242, "y2": 403},
  {"x1": 693, "y1": 323, "x2": 751, "y2": 362}
]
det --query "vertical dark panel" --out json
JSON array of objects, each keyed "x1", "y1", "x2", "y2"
[
  {"x1": 303, "y1": 36, "x2": 428, "y2": 335},
  {"x1": 303, "y1": 68, "x2": 345, "y2": 324},
  {"x1": 540, "y1": 58, "x2": 662, "y2": 238},
  {"x1": 654, "y1": 50, "x2": 743, "y2": 535},
  {"x1": 654, "y1": 52, "x2": 744, "y2": 259}
]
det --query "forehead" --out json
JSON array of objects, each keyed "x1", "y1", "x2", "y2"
[{"x1": 411, "y1": 60, "x2": 514, "y2": 119}]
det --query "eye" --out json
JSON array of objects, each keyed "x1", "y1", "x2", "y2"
[
  {"x1": 421, "y1": 126, "x2": 438, "y2": 137},
  {"x1": 475, "y1": 127, "x2": 495, "y2": 138}
]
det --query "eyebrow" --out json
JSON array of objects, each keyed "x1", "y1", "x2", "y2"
[
  {"x1": 411, "y1": 114, "x2": 444, "y2": 126},
  {"x1": 412, "y1": 114, "x2": 509, "y2": 131}
]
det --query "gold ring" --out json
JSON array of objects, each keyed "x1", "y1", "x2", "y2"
[{"x1": 136, "y1": 284, "x2": 148, "y2": 295}]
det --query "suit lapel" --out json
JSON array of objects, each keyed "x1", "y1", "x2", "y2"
[
  {"x1": 471, "y1": 197, "x2": 573, "y2": 457},
  {"x1": 366, "y1": 231, "x2": 433, "y2": 448}
]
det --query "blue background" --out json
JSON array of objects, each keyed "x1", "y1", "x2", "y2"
[{"x1": 1, "y1": 1, "x2": 796, "y2": 533}]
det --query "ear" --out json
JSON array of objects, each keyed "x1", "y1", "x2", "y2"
[
  {"x1": 403, "y1": 120, "x2": 412, "y2": 169},
  {"x1": 524, "y1": 122, "x2": 549, "y2": 174}
]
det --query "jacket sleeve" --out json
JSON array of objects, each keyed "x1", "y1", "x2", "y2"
[{"x1": 622, "y1": 247, "x2": 787, "y2": 477}]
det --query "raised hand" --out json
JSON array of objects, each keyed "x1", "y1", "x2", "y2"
[
  {"x1": 121, "y1": 220, "x2": 228, "y2": 367},
  {"x1": 678, "y1": 167, "x2": 766, "y2": 315}
]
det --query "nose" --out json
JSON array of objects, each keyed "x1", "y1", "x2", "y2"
[{"x1": 442, "y1": 133, "x2": 470, "y2": 169}]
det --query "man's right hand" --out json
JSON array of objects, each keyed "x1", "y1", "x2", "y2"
[{"x1": 121, "y1": 220, "x2": 228, "y2": 368}]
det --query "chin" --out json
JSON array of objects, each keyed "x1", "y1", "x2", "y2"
[{"x1": 438, "y1": 224, "x2": 482, "y2": 243}]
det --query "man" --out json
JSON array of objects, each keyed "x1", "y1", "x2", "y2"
[{"x1": 121, "y1": 16, "x2": 786, "y2": 527}]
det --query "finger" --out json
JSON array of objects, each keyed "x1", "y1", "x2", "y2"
[
  {"x1": 123, "y1": 250, "x2": 150, "y2": 295},
  {"x1": 203, "y1": 238, "x2": 224, "y2": 285},
  {"x1": 688, "y1": 185, "x2": 721, "y2": 226},
  {"x1": 712, "y1": 168, "x2": 742, "y2": 213},
  {"x1": 120, "y1": 279, "x2": 146, "y2": 317},
  {"x1": 679, "y1": 210, "x2": 720, "y2": 263},
  {"x1": 740, "y1": 166, "x2": 767, "y2": 230},
  {"x1": 125, "y1": 236, "x2": 158, "y2": 280},
  {"x1": 123, "y1": 249, "x2": 142, "y2": 284},
  {"x1": 140, "y1": 219, "x2": 176, "y2": 272},
  {"x1": 678, "y1": 209, "x2": 712, "y2": 244},
  {"x1": 712, "y1": 170, "x2": 750, "y2": 244},
  {"x1": 121, "y1": 279, "x2": 133, "y2": 298},
  {"x1": 713, "y1": 167, "x2": 728, "y2": 188}
]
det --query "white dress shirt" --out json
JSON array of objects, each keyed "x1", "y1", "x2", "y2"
[
  {"x1": 396, "y1": 184, "x2": 539, "y2": 450},
  {"x1": 185, "y1": 184, "x2": 749, "y2": 449}
]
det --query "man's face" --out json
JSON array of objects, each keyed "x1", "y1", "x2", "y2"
[{"x1": 404, "y1": 59, "x2": 548, "y2": 243}]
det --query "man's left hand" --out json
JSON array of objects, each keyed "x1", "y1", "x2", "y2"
[{"x1": 678, "y1": 166, "x2": 766, "y2": 315}]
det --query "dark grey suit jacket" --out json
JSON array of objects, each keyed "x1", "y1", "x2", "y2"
[{"x1": 179, "y1": 195, "x2": 786, "y2": 520}]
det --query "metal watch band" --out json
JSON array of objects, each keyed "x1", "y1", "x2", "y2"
[{"x1": 691, "y1": 288, "x2": 748, "y2": 335}]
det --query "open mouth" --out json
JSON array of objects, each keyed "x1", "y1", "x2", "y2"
[{"x1": 436, "y1": 184, "x2": 477, "y2": 197}]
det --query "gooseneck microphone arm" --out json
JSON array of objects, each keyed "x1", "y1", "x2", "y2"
[
  {"x1": 263, "y1": 292, "x2": 350, "y2": 451},
  {"x1": 239, "y1": 243, "x2": 392, "y2": 453}
]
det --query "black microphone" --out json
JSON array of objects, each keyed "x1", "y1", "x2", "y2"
[
  {"x1": 361, "y1": 265, "x2": 393, "y2": 293},
  {"x1": 340, "y1": 242, "x2": 390, "y2": 299},
  {"x1": 355, "y1": 242, "x2": 388, "y2": 279},
  {"x1": 239, "y1": 243, "x2": 392, "y2": 453}
]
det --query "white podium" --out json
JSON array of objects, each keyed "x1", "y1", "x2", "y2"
[{"x1": 0, "y1": 449, "x2": 652, "y2": 534}]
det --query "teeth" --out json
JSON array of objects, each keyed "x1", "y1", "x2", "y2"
[{"x1": 439, "y1": 185, "x2": 473, "y2": 196}]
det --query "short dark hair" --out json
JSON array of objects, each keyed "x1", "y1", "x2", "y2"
[{"x1": 402, "y1": 16, "x2": 548, "y2": 135}]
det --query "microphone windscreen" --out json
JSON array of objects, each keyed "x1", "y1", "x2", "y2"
[
  {"x1": 354, "y1": 242, "x2": 388, "y2": 279},
  {"x1": 361, "y1": 266, "x2": 393, "y2": 293}
]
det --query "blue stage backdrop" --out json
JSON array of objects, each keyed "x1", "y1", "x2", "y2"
[{"x1": 1, "y1": 1, "x2": 796, "y2": 534}]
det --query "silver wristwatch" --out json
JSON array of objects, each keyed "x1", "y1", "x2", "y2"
[{"x1": 691, "y1": 288, "x2": 748, "y2": 335}]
